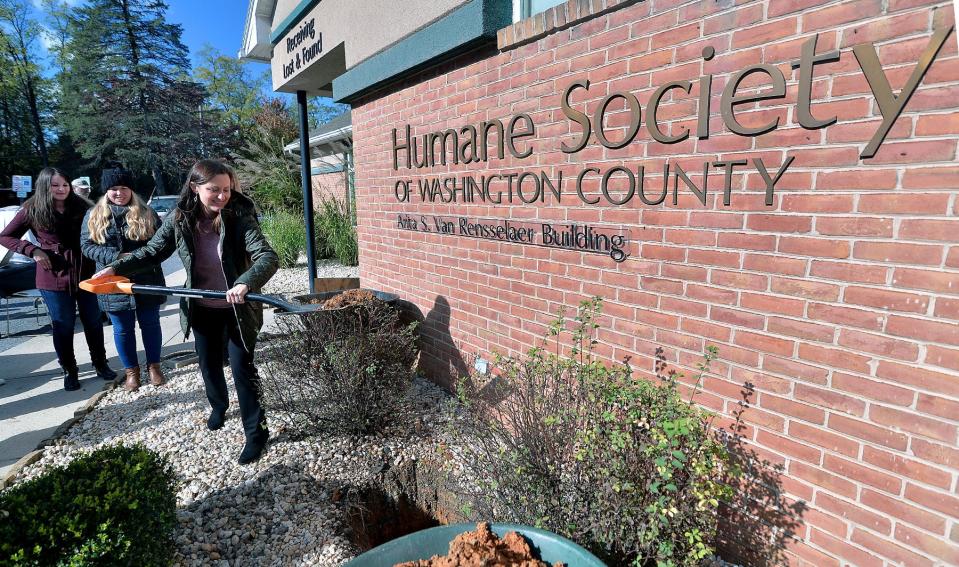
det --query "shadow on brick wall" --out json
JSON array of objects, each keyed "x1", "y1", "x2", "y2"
[
  {"x1": 715, "y1": 380, "x2": 808, "y2": 566},
  {"x1": 411, "y1": 296, "x2": 470, "y2": 390}
]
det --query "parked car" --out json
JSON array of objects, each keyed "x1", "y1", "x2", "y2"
[
  {"x1": 0, "y1": 189, "x2": 21, "y2": 207},
  {"x1": 0, "y1": 205, "x2": 38, "y2": 298},
  {"x1": 148, "y1": 195, "x2": 178, "y2": 220}
]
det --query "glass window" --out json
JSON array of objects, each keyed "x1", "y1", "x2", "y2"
[{"x1": 522, "y1": 0, "x2": 565, "y2": 18}]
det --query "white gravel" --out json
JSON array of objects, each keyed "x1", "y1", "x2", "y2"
[
  {"x1": 10, "y1": 364, "x2": 450, "y2": 566},
  {"x1": 5, "y1": 265, "x2": 451, "y2": 567},
  {"x1": 262, "y1": 263, "x2": 359, "y2": 297}
]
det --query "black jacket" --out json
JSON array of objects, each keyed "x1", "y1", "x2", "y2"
[{"x1": 111, "y1": 192, "x2": 278, "y2": 351}]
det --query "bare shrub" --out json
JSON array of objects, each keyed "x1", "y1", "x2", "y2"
[{"x1": 259, "y1": 299, "x2": 419, "y2": 436}]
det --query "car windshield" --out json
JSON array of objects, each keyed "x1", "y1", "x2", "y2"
[{"x1": 150, "y1": 197, "x2": 177, "y2": 211}]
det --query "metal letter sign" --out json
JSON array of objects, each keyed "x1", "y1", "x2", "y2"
[{"x1": 12, "y1": 175, "x2": 31, "y2": 198}]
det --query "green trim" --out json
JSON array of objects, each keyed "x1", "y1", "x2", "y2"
[
  {"x1": 332, "y1": 0, "x2": 511, "y2": 103},
  {"x1": 270, "y1": 0, "x2": 322, "y2": 45},
  {"x1": 311, "y1": 165, "x2": 345, "y2": 175}
]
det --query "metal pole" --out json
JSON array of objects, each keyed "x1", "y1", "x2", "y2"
[{"x1": 296, "y1": 90, "x2": 317, "y2": 294}]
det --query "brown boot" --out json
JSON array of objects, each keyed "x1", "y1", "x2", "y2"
[
  {"x1": 147, "y1": 363, "x2": 166, "y2": 386},
  {"x1": 124, "y1": 366, "x2": 141, "y2": 392}
]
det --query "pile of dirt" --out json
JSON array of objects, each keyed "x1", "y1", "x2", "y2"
[
  {"x1": 302, "y1": 289, "x2": 378, "y2": 308},
  {"x1": 395, "y1": 522, "x2": 563, "y2": 567},
  {"x1": 324, "y1": 289, "x2": 377, "y2": 309}
]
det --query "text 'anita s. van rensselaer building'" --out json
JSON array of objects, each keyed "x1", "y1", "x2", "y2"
[{"x1": 241, "y1": 0, "x2": 959, "y2": 564}]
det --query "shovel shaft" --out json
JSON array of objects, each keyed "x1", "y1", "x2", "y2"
[{"x1": 128, "y1": 284, "x2": 301, "y2": 312}]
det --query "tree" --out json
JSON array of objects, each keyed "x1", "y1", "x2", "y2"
[
  {"x1": 39, "y1": 0, "x2": 70, "y2": 80},
  {"x1": 233, "y1": 99, "x2": 301, "y2": 213},
  {"x1": 193, "y1": 44, "x2": 269, "y2": 134},
  {"x1": 0, "y1": 52, "x2": 35, "y2": 184},
  {"x1": 0, "y1": 0, "x2": 50, "y2": 169},
  {"x1": 308, "y1": 96, "x2": 349, "y2": 130},
  {"x1": 57, "y1": 0, "x2": 212, "y2": 193}
]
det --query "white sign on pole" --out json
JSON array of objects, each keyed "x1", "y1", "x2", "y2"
[{"x1": 12, "y1": 175, "x2": 31, "y2": 198}]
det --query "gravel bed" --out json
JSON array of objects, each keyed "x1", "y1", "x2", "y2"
[
  {"x1": 262, "y1": 263, "x2": 359, "y2": 298},
  {"x1": 7, "y1": 358, "x2": 451, "y2": 566}
]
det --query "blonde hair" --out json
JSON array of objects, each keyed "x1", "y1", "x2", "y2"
[{"x1": 87, "y1": 191, "x2": 157, "y2": 244}]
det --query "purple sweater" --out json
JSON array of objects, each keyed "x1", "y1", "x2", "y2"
[{"x1": 192, "y1": 216, "x2": 230, "y2": 308}]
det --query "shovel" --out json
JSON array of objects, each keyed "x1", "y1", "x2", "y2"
[{"x1": 80, "y1": 275, "x2": 323, "y2": 315}]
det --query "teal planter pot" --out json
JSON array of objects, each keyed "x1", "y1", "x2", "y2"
[{"x1": 343, "y1": 523, "x2": 606, "y2": 566}]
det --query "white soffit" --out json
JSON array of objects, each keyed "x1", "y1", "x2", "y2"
[{"x1": 239, "y1": 0, "x2": 276, "y2": 62}]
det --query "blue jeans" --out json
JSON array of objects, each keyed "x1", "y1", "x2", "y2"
[
  {"x1": 107, "y1": 304, "x2": 162, "y2": 368},
  {"x1": 39, "y1": 289, "x2": 107, "y2": 370}
]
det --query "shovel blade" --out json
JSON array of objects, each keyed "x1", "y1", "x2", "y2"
[{"x1": 79, "y1": 275, "x2": 134, "y2": 294}]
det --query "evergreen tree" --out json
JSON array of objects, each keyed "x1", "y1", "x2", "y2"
[{"x1": 57, "y1": 0, "x2": 209, "y2": 193}]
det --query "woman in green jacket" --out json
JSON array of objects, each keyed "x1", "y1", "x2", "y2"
[{"x1": 95, "y1": 159, "x2": 279, "y2": 464}]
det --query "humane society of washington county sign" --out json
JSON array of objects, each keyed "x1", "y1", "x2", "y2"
[{"x1": 387, "y1": 27, "x2": 953, "y2": 262}]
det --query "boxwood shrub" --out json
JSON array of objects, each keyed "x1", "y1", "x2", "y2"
[{"x1": 0, "y1": 444, "x2": 177, "y2": 566}]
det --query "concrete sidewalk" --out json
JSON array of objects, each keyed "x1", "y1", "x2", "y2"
[{"x1": 0, "y1": 258, "x2": 279, "y2": 477}]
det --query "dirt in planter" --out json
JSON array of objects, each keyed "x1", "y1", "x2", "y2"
[
  {"x1": 301, "y1": 289, "x2": 379, "y2": 308},
  {"x1": 323, "y1": 289, "x2": 377, "y2": 309},
  {"x1": 396, "y1": 522, "x2": 563, "y2": 567}
]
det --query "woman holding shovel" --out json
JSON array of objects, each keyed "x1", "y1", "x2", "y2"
[{"x1": 93, "y1": 159, "x2": 279, "y2": 464}]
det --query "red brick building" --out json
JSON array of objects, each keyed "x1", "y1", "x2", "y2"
[{"x1": 247, "y1": 0, "x2": 959, "y2": 563}]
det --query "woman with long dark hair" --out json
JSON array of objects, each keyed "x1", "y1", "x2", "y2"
[
  {"x1": 0, "y1": 167, "x2": 117, "y2": 390},
  {"x1": 94, "y1": 159, "x2": 278, "y2": 464}
]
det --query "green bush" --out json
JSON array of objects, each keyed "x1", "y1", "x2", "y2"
[
  {"x1": 314, "y1": 197, "x2": 358, "y2": 266},
  {"x1": 0, "y1": 444, "x2": 177, "y2": 566},
  {"x1": 260, "y1": 297, "x2": 418, "y2": 436},
  {"x1": 262, "y1": 209, "x2": 306, "y2": 268},
  {"x1": 448, "y1": 298, "x2": 737, "y2": 567},
  {"x1": 248, "y1": 178, "x2": 302, "y2": 215}
]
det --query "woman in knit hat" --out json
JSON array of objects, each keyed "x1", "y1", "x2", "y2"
[
  {"x1": 0, "y1": 167, "x2": 117, "y2": 390},
  {"x1": 81, "y1": 167, "x2": 167, "y2": 391}
]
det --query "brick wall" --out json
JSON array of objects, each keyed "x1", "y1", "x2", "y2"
[
  {"x1": 351, "y1": 0, "x2": 959, "y2": 564},
  {"x1": 311, "y1": 170, "x2": 347, "y2": 206}
]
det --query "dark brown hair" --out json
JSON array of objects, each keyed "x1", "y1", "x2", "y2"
[
  {"x1": 174, "y1": 159, "x2": 241, "y2": 232},
  {"x1": 24, "y1": 167, "x2": 91, "y2": 230}
]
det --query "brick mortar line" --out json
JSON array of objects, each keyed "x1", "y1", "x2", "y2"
[
  {"x1": 368, "y1": 224, "x2": 957, "y2": 257},
  {"x1": 402, "y1": 47, "x2": 959, "y2": 98},
  {"x1": 504, "y1": 0, "x2": 907, "y2": 55},
  {"x1": 364, "y1": 238, "x2": 958, "y2": 284},
  {"x1": 362, "y1": 273, "x2": 959, "y2": 382}
]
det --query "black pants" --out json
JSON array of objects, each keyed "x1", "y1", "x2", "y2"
[{"x1": 192, "y1": 305, "x2": 266, "y2": 441}]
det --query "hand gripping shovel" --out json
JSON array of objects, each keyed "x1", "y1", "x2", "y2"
[{"x1": 80, "y1": 275, "x2": 323, "y2": 315}]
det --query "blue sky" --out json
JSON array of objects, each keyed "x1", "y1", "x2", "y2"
[{"x1": 164, "y1": 0, "x2": 268, "y2": 74}]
